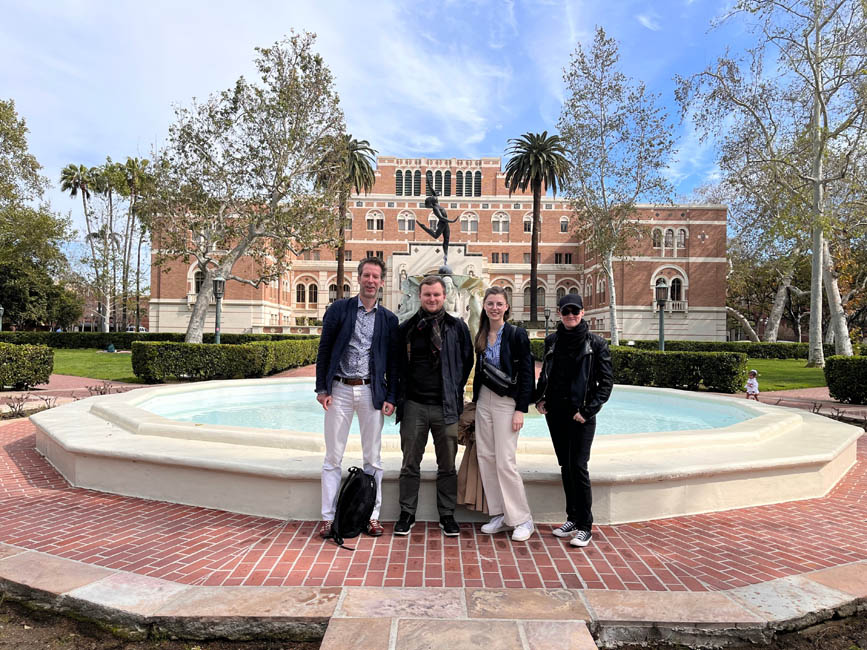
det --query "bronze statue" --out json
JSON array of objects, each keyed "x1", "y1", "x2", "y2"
[{"x1": 418, "y1": 193, "x2": 458, "y2": 264}]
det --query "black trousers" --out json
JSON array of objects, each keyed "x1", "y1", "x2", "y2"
[{"x1": 545, "y1": 409, "x2": 596, "y2": 530}]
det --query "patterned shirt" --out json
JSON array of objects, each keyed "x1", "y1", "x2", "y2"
[
  {"x1": 336, "y1": 301, "x2": 378, "y2": 379},
  {"x1": 483, "y1": 324, "x2": 505, "y2": 368}
]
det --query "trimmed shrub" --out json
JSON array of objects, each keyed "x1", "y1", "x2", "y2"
[
  {"x1": 530, "y1": 339, "x2": 545, "y2": 361},
  {"x1": 131, "y1": 338, "x2": 319, "y2": 383},
  {"x1": 626, "y1": 339, "x2": 857, "y2": 360},
  {"x1": 825, "y1": 356, "x2": 867, "y2": 405},
  {"x1": 611, "y1": 347, "x2": 747, "y2": 393},
  {"x1": 0, "y1": 331, "x2": 317, "y2": 350},
  {"x1": 0, "y1": 343, "x2": 54, "y2": 389}
]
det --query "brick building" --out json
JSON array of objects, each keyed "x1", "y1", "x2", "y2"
[{"x1": 148, "y1": 157, "x2": 728, "y2": 341}]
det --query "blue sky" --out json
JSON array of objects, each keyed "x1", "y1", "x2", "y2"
[{"x1": 1, "y1": 0, "x2": 749, "y2": 237}]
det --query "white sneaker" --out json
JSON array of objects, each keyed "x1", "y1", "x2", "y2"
[
  {"x1": 511, "y1": 519, "x2": 534, "y2": 542},
  {"x1": 569, "y1": 529, "x2": 592, "y2": 547},
  {"x1": 481, "y1": 514, "x2": 509, "y2": 534}
]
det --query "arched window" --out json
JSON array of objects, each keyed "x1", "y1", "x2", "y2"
[
  {"x1": 194, "y1": 270, "x2": 205, "y2": 294},
  {"x1": 474, "y1": 171, "x2": 482, "y2": 196},
  {"x1": 308, "y1": 284, "x2": 318, "y2": 304},
  {"x1": 429, "y1": 214, "x2": 438, "y2": 230},
  {"x1": 464, "y1": 171, "x2": 472, "y2": 197},
  {"x1": 502, "y1": 286, "x2": 513, "y2": 304},
  {"x1": 460, "y1": 211, "x2": 478, "y2": 233},
  {"x1": 329, "y1": 284, "x2": 337, "y2": 303},
  {"x1": 435, "y1": 170, "x2": 443, "y2": 195},
  {"x1": 569, "y1": 286, "x2": 579, "y2": 294},
  {"x1": 652, "y1": 229, "x2": 662, "y2": 248},
  {"x1": 404, "y1": 169, "x2": 412, "y2": 196},
  {"x1": 491, "y1": 212, "x2": 510, "y2": 233},
  {"x1": 537, "y1": 287, "x2": 546, "y2": 308},
  {"x1": 598, "y1": 276, "x2": 606, "y2": 301},
  {"x1": 677, "y1": 228, "x2": 687, "y2": 248},
  {"x1": 444, "y1": 171, "x2": 451, "y2": 196},
  {"x1": 344, "y1": 211, "x2": 352, "y2": 230},
  {"x1": 395, "y1": 170, "x2": 403, "y2": 196},
  {"x1": 296, "y1": 283, "x2": 306, "y2": 304},
  {"x1": 523, "y1": 286, "x2": 531, "y2": 309},
  {"x1": 523, "y1": 216, "x2": 532, "y2": 233},
  {"x1": 397, "y1": 210, "x2": 415, "y2": 232},
  {"x1": 425, "y1": 170, "x2": 433, "y2": 196},
  {"x1": 413, "y1": 170, "x2": 421, "y2": 196},
  {"x1": 670, "y1": 278, "x2": 683, "y2": 301},
  {"x1": 664, "y1": 229, "x2": 674, "y2": 247},
  {"x1": 557, "y1": 287, "x2": 566, "y2": 302},
  {"x1": 456, "y1": 171, "x2": 463, "y2": 197},
  {"x1": 560, "y1": 216, "x2": 569, "y2": 233},
  {"x1": 366, "y1": 210, "x2": 384, "y2": 231}
]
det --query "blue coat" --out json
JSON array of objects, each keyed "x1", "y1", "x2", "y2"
[{"x1": 314, "y1": 297, "x2": 399, "y2": 409}]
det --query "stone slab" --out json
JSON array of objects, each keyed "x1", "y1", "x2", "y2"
[
  {"x1": 0, "y1": 544, "x2": 24, "y2": 561},
  {"x1": 338, "y1": 587, "x2": 464, "y2": 619},
  {"x1": 467, "y1": 588, "x2": 590, "y2": 620},
  {"x1": 64, "y1": 572, "x2": 190, "y2": 616},
  {"x1": 0, "y1": 551, "x2": 114, "y2": 596},
  {"x1": 153, "y1": 586, "x2": 340, "y2": 618},
  {"x1": 320, "y1": 617, "x2": 392, "y2": 650},
  {"x1": 523, "y1": 620, "x2": 598, "y2": 649},
  {"x1": 397, "y1": 619, "x2": 522, "y2": 650},
  {"x1": 585, "y1": 589, "x2": 764, "y2": 625},
  {"x1": 803, "y1": 562, "x2": 867, "y2": 599},
  {"x1": 727, "y1": 576, "x2": 854, "y2": 624}
]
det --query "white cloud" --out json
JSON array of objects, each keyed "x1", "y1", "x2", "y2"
[{"x1": 636, "y1": 12, "x2": 662, "y2": 31}]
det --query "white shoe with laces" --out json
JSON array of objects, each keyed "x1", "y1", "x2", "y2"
[
  {"x1": 511, "y1": 519, "x2": 534, "y2": 542},
  {"x1": 569, "y1": 529, "x2": 592, "y2": 547},
  {"x1": 481, "y1": 514, "x2": 509, "y2": 534}
]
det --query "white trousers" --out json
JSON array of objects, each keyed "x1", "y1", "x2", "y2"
[
  {"x1": 475, "y1": 386, "x2": 532, "y2": 527},
  {"x1": 321, "y1": 381, "x2": 384, "y2": 520}
]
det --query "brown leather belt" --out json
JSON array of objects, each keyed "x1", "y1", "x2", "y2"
[{"x1": 335, "y1": 376, "x2": 370, "y2": 386}]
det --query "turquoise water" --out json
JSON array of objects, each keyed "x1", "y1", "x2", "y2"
[{"x1": 137, "y1": 381, "x2": 754, "y2": 437}]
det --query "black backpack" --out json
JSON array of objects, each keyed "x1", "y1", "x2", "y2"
[{"x1": 328, "y1": 466, "x2": 376, "y2": 550}]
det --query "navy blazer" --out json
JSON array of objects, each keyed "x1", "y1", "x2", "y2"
[
  {"x1": 471, "y1": 323, "x2": 534, "y2": 412},
  {"x1": 314, "y1": 297, "x2": 399, "y2": 409}
]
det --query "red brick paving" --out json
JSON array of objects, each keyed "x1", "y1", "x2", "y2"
[{"x1": 1, "y1": 418, "x2": 864, "y2": 591}]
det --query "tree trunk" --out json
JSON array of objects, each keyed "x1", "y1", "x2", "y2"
[
  {"x1": 822, "y1": 240, "x2": 853, "y2": 356},
  {"x1": 529, "y1": 180, "x2": 541, "y2": 323},
  {"x1": 764, "y1": 260, "x2": 796, "y2": 342},
  {"x1": 336, "y1": 192, "x2": 346, "y2": 299},
  {"x1": 604, "y1": 251, "x2": 619, "y2": 345},
  {"x1": 135, "y1": 225, "x2": 143, "y2": 331},
  {"x1": 185, "y1": 267, "x2": 212, "y2": 343},
  {"x1": 726, "y1": 307, "x2": 760, "y2": 342}
]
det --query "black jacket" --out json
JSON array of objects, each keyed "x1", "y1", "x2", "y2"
[
  {"x1": 534, "y1": 329, "x2": 614, "y2": 420},
  {"x1": 471, "y1": 323, "x2": 534, "y2": 413},
  {"x1": 396, "y1": 310, "x2": 474, "y2": 425}
]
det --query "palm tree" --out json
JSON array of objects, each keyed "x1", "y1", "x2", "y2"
[{"x1": 504, "y1": 131, "x2": 570, "y2": 322}]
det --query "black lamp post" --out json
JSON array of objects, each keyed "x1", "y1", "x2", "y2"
[
  {"x1": 544, "y1": 307, "x2": 551, "y2": 339},
  {"x1": 0, "y1": 304, "x2": 4, "y2": 332},
  {"x1": 213, "y1": 275, "x2": 225, "y2": 344},
  {"x1": 655, "y1": 281, "x2": 668, "y2": 351}
]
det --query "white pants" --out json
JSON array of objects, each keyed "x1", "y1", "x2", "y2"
[
  {"x1": 475, "y1": 386, "x2": 532, "y2": 527},
  {"x1": 321, "y1": 381, "x2": 384, "y2": 520}
]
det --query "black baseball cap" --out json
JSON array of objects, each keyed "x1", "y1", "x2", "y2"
[{"x1": 558, "y1": 294, "x2": 583, "y2": 310}]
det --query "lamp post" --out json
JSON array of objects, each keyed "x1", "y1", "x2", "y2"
[
  {"x1": 213, "y1": 275, "x2": 225, "y2": 344},
  {"x1": 0, "y1": 304, "x2": 4, "y2": 332},
  {"x1": 544, "y1": 307, "x2": 551, "y2": 339},
  {"x1": 655, "y1": 281, "x2": 668, "y2": 351}
]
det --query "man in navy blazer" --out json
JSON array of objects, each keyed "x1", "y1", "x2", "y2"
[{"x1": 315, "y1": 257, "x2": 399, "y2": 538}]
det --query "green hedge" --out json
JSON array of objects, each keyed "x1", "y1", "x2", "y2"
[
  {"x1": 626, "y1": 340, "x2": 856, "y2": 359},
  {"x1": 611, "y1": 348, "x2": 747, "y2": 393},
  {"x1": 0, "y1": 343, "x2": 54, "y2": 389},
  {"x1": 825, "y1": 356, "x2": 867, "y2": 405},
  {"x1": 0, "y1": 331, "x2": 317, "y2": 350},
  {"x1": 131, "y1": 338, "x2": 319, "y2": 383}
]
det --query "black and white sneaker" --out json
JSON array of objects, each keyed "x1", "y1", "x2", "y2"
[
  {"x1": 569, "y1": 530, "x2": 592, "y2": 547},
  {"x1": 439, "y1": 515, "x2": 460, "y2": 537},
  {"x1": 552, "y1": 521, "x2": 580, "y2": 538},
  {"x1": 394, "y1": 511, "x2": 415, "y2": 536}
]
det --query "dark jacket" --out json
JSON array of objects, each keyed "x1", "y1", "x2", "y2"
[
  {"x1": 534, "y1": 329, "x2": 613, "y2": 420},
  {"x1": 314, "y1": 296, "x2": 399, "y2": 409},
  {"x1": 396, "y1": 310, "x2": 474, "y2": 425},
  {"x1": 471, "y1": 323, "x2": 534, "y2": 413}
]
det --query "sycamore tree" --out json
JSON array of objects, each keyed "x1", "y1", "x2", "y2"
[
  {"x1": 676, "y1": 0, "x2": 867, "y2": 365},
  {"x1": 146, "y1": 32, "x2": 345, "y2": 342},
  {"x1": 557, "y1": 26, "x2": 674, "y2": 345}
]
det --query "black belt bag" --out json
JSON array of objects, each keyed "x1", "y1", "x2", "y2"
[{"x1": 480, "y1": 356, "x2": 517, "y2": 397}]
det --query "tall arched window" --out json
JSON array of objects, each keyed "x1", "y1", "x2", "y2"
[
  {"x1": 464, "y1": 171, "x2": 472, "y2": 197},
  {"x1": 435, "y1": 170, "x2": 443, "y2": 195},
  {"x1": 460, "y1": 212, "x2": 478, "y2": 233},
  {"x1": 523, "y1": 286, "x2": 531, "y2": 309},
  {"x1": 598, "y1": 276, "x2": 606, "y2": 301},
  {"x1": 397, "y1": 210, "x2": 415, "y2": 232},
  {"x1": 296, "y1": 283, "x2": 306, "y2": 304},
  {"x1": 308, "y1": 284, "x2": 318, "y2": 304},
  {"x1": 491, "y1": 212, "x2": 510, "y2": 233},
  {"x1": 502, "y1": 286, "x2": 513, "y2": 304},
  {"x1": 395, "y1": 170, "x2": 403, "y2": 196},
  {"x1": 413, "y1": 170, "x2": 421, "y2": 196},
  {"x1": 194, "y1": 270, "x2": 205, "y2": 293},
  {"x1": 670, "y1": 278, "x2": 683, "y2": 301},
  {"x1": 560, "y1": 217, "x2": 569, "y2": 233},
  {"x1": 537, "y1": 287, "x2": 546, "y2": 308},
  {"x1": 404, "y1": 169, "x2": 412, "y2": 196},
  {"x1": 677, "y1": 229, "x2": 687, "y2": 248},
  {"x1": 652, "y1": 228, "x2": 662, "y2": 247},
  {"x1": 664, "y1": 229, "x2": 674, "y2": 247},
  {"x1": 523, "y1": 216, "x2": 532, "y2": 233},
  {"x1": 474, "y1": 171, "x2": 482, "y2": 196},
  {"x1": 329, "y1": 284, "x2": 338, "y2": 303},
  {"x1": 569, "y1": 286, "x2": 579, "y2": 295},
  {"x1": 455, "y1": 171, "x2": 463, "y2": 197},
  {"x1": 557, "y1": 287, "x2": 566, "y2": 302},
  {"x1": 425, "y1": 170, "x2": 433, "y2": 195},
  {"x1": 444, "y1": 171, "x2": 451, "y2": 196}
]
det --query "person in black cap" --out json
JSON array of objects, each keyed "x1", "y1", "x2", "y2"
[{"x1": 534, "y1": 293, "x2": 613, "y2": 548}]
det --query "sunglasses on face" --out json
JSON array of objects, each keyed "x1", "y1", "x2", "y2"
[{"x1": 560, "y1": 306, "x2": 581, "y2": 316}]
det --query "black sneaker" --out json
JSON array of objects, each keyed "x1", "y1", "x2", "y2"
[
  {"x1": 394, "y1": 511, "x2": 415, "y2": 536},
  {"x1": 439, "y1": 515, "x2": 460, "y2": 536},
  {"x1": 552, "y1": 521, "x2": 580, "y2": 538},
  {"x1": 569, "y1": 529, "x2": 592, "y2": 547}
]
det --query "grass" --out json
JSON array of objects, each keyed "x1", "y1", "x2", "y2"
[
  {"x1": 746, "y1": 358, "x2": 827, "y2": 392},
  {"x1": 51, "y1": 349, "x2": 140, "y2": 383}
]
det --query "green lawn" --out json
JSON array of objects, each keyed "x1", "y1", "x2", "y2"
[
  {"x1": 51, "y1": 349, "x2": 140, "y2": 383},
  {"x1": 746, "y1": 358, "x2": 827, "y2": 392}
]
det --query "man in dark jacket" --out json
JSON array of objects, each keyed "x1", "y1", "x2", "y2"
[
  {"x1": 535, "y1": 293, "x2": 613, "y2": 548},
  {"x1": 315, "y1": 257, "x2": 399, "y2": 539},
  {"x1": 394, "y1": 275, "x2": 473, "y2": 537}
]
